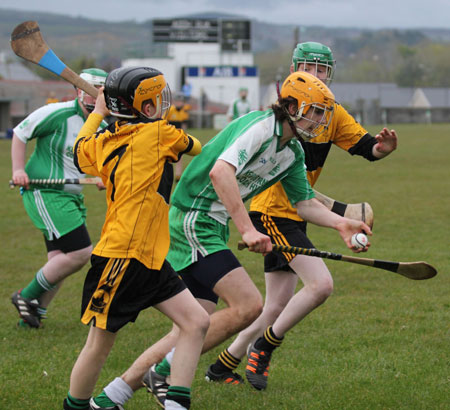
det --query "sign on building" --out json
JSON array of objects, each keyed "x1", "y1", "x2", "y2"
[
  {"x1": 153, "y1": 18, "x2": 251, "y2": 52},
  {"x1": 185, "y1": 66, "x2": 258, "y2": 78}
]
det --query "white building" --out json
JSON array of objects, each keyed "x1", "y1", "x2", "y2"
[{"x1": 122, "y1": 18, "x2": 259, "y2": 114}]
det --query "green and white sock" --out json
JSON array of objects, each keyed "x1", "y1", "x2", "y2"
[
  {"x1": 102, "y1": 377, "x2": 133, "y2": 406},
  {"x1": 21, "y1": 268, "x2": 55, "y2": 300},
  {"x1": 93, "y1": 392, "x2": 116, "y2": 408},
  {"x1": 155, "y1": 348, "x2": 175, "y2": 376}
]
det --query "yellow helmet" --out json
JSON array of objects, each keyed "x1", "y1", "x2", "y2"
[{"x1": 280, "y1": 71, "x2": 335, "y2": 141}]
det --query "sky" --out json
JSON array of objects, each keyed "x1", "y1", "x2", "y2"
[{"x1": 2, "y1": 0, "x2": 450, "y2": 29}]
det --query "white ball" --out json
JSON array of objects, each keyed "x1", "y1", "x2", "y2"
[{"x1": 351, "y1": 233, "x2": 368, "y2": 249}]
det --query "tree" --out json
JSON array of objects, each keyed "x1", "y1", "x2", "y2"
[{"x1": 394, "y1": 45, "x2": 424, "y2": 86}]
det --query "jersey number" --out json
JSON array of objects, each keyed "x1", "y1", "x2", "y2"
[{"x1": 103, "y1": 144, "x2": 129, "y2": 201}]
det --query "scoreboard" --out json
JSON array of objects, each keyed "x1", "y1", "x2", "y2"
[
  {"x1": 153, "y1": 18, "x2": 251, "y2": 51},
  {"x1": 221, "y1": 20, "x2": 251, "y2": 51}
]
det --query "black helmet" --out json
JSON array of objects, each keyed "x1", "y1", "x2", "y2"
[{"x1": 104, "y1": 66, "x2": 171, "y2": 119}]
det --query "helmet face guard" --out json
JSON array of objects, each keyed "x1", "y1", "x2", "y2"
[
  {"x1": 292, "y1": 42, "x2": 336, "y2": 85},
  {"x1": 279, "y1": 71, "x2": 335, "y2": 141},
  {"x1": 104, "y1": 67, "x2": 172, "y2": 120},
  {"x1": 289, "y1": 102, "x2": 334, "y2": 141},
  {"x1": 79, "y1": 68, "x2": 108, "y2": 111}
]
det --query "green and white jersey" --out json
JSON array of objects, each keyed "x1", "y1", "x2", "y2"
[
  {"x1": 227, "y1": 98, "x2": 251, "y2": 120},
  {"x1": 172, "y1": 109, "x2": 315, "y2": 225},
  {"x1": 14, "y1": 99, "x2": 107, "y2": 194}
]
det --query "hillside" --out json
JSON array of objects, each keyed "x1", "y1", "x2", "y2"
[{"x1": 1, "y1": 8, "x2": 449, "y2": 85}]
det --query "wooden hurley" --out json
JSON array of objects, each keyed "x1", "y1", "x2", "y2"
[
  {"x1": 237, "y1": 241, "x2": 437, "y2": 281},
  {"x1": 11, "y1": 21, "x2": 98, "y2": 97}
]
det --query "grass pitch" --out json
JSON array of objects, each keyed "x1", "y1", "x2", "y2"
[{"x1": 0, "y1": 123, "x2": 449, "y2": 409}]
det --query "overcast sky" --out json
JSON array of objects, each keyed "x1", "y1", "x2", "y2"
[{"x1": 2, "y1": 0, "x2": 450, "y2": 29}]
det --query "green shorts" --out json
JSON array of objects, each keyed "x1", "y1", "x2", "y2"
[
  {"x1": 167, "y1": 206, "x2": 230, "y2": 272},
  {"x1": 22, "y1": 189, "x2": 87, "y2": 241}
]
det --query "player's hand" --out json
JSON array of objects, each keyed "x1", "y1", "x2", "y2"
[
  {"x1": 93, "y1": 87, "x2": 110, "y2": 118},
  {"x1": 373, "y1": 128, "x2": 398, "y2": 156},
  {"x1": 242, "y1": 230, "x2": 272, "y2": 255},
  {"x1": 96, "y1": 180, "x2": 106, "y2": 190},
  {"x1": 336, "y1": 219, "x2": 372, "y2": 253},
  {"x1": 12, "y1": 169, "x2": 29, "y2": 189}
]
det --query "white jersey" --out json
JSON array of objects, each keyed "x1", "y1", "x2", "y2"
[
  {"x1": 14, "y1": 99, "x2": 107, "y2": 194},
  {"x1": 171, "y1": 109, "x2": 314, "y2": 225},
  {"x1": 227, "y1": 97, "x2": 252, "y2": 120}
]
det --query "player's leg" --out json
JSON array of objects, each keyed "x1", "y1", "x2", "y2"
[
  {"x1": 88, "y1": 259, "x2": 208, "y2": 410},
  {"x1": 13, "y1": 190, "x2": 91, "y2": 327},
  {"x1": 206, "y1": 270, "x2": 296, "y2": 384},
  {"x1": 152, "y1": 289, "x2": 209, "y2": 409},
  {"x1": 273, "y1": 255, "x2": 333, "y2": 335},
  {"x1": 120, "y1": 291, "x2": 210, "y2": 388},
  {"x1": 226, "y1": 270, "x2": 298, "y2": 359},
  {"x1": 65, "y1": 255, "x2": 129, "y2": 409},
  {"x1": 146, "y1": 250, "x2": 262, "y2": 402},
  {"x1": 170, "y1": 207, "x2": 263, "y2": 350},
  {"x1": 142, "y1": 298, "x2": 216, "y2": 406},
  {"x1": 65, "y1": 326, "x2": 117, "y2": 410},
  {"x1": 246, "y1": 255, "x2": 333, "y2": 390},
  {"x1": 205, "y1": 266, "x2": 263, "y2": 350},
  {"x1": 13, "y1": 226, "x2": 92, "y2": 327}
]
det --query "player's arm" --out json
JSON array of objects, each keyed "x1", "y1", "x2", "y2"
[
  {"x1": 295, "y1": 198, "x2": 372, "y2": 252},
  {"x1": 11, "y1": 133, "x2": 29, "y2": 188},
  {"x1": 209, "y1": 159, "x2": 272, "y2": 254},
  {"x1": 169, "y1": 128, "x2": 202, "y2": 161},
  {"x1": 312, "y1": 189, "x2": 374, "y2": 228},
  {"x1": 74, "y1": 87, "x2": 109, "y2": 175},
  {"x1": 332, "y1": 104, "x2": 385, "y2": 162},
  {"x1": 184, "y1": 134, "x2": 202, "y2": 156}
]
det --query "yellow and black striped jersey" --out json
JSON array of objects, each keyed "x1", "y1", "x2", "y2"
[
  {"x1": 74, "y1": 113, "x2": 201, "y2": 269},
  {"x1": 250, "y1": 103, "x2": 378, "y2": 221}
]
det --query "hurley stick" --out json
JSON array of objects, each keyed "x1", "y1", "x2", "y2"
[
  {"x1": 10, "y1": 21, "x2": 98, "y2": 98},
  {"x1": 9, "y1": 177, "x2": 102, "y2": 188},
  {"x1": 237, "y1": 241, "x2": 437, "y2": 280}
]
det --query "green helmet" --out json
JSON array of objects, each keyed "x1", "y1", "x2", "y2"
[
  {"x1": 292, "y1": 42, "x2": 336, "y2": 85},
  {"x1": 80, "y1": 68, "x2": 108, "y2": 86},
  {"x1": 78, "y1": 68, "x2": 108, "y2": 111}
]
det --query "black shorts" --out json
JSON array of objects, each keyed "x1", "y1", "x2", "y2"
[
  {"x1": 44, "y1": 223, "x2": 91, "y2": 253},
  {"x1": 249, "y1": 211, "x2": 315, "y2": 273},
  {"x1": 178, "y1": 250, "x2": 241, "y2": 304},
  {"x1": 81, "y1": 255, "x2": 186, "y2": 332}
]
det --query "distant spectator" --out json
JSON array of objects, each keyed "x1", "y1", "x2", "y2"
[
  {"x1": 167, "y1": 93, "x2": 191, "y2": 180},
  {"x1": 200, "y1": 88, "x2": 208, "y2": 111},
  {"x1": 181, "y1": 82, "x2": 192, "y2": 103},
  {"x1": 227, "y1": 87, "x2": 251, "y2": 122},
  {"x1": 45, "y1": 91, "x2": 59, "y2": 105}
]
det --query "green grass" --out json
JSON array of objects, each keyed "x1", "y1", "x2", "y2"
[{"x1": 0, "y1": 124, "x2": 449, "y2": 409}]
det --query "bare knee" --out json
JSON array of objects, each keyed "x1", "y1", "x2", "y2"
[
  {"x1": 263, "y1": 301, "x2": 287, "y2": 322},
  {"x1": 308, "y1": 276, "x2": 334, "y2": 305},
  {"x1": 192, "y1": 310, "x2": 210, "y2": 336},
  {"x1": 180, "y1": 309, "x2": 210, "y2": 337},
  {"x1": 67, "y1": 245, "x2": 93, "y2": 271},
  {"x1": 236, "y1": 293, "x2": 263, "y2": 328}
]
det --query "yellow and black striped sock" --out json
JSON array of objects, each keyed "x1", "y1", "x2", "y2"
[
  {"x1": 211, "y1": 349, "x2": 241, "y2": 373},
  {"x1": 254, "y1": 326, "x2": 284, "y2": 352}
]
